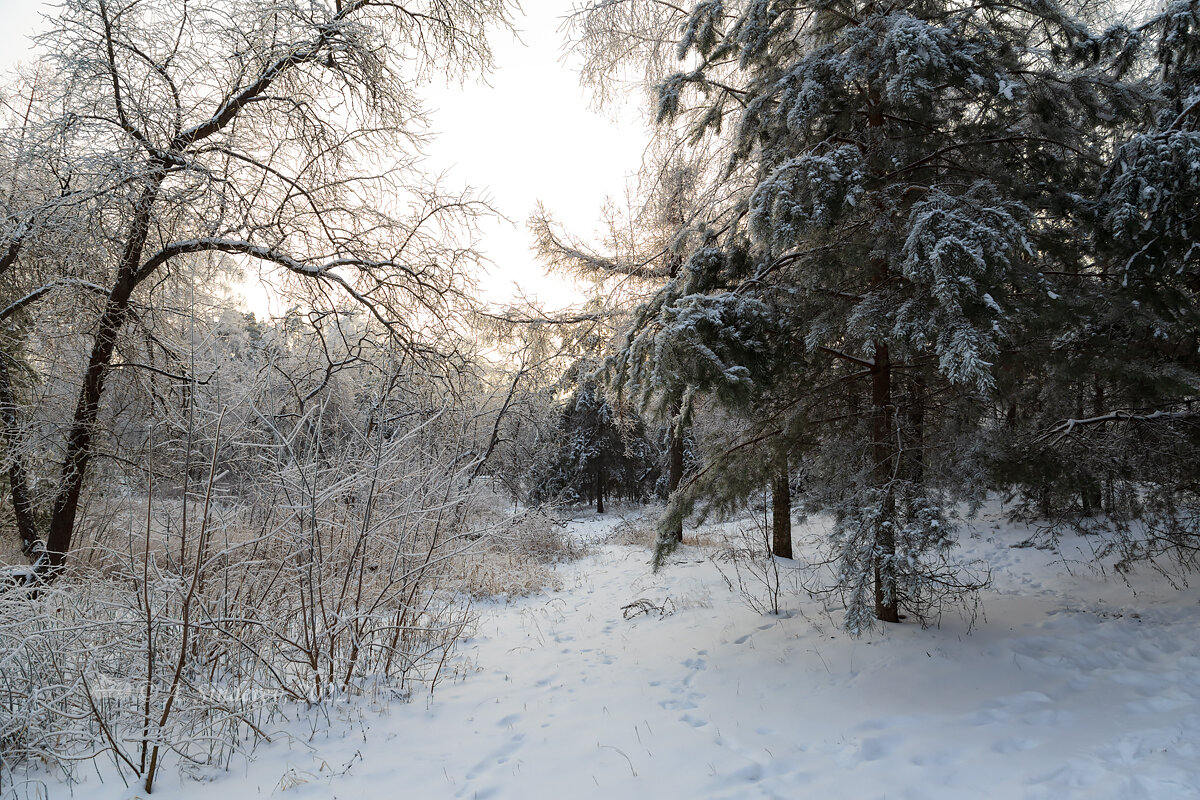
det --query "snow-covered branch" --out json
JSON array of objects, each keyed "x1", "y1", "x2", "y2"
[
  {"x1": 0, "y1": 278, "x2": 109, "y2": 323},
  {"x1": 1041, "y1": 409, "x2": 1198, "y2": 444},
  {"x1": 135, "y1": 238, "x2": 410, "y2": 331}
]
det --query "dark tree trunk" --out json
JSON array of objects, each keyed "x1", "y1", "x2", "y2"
[
  {"x1": 0, "y1": 351, "x2": 39, "y2": 553},
  {"x1": 871, "y1": 339, "x2": 900, "y2": 623},
  {"x1": 45, "y1": 174, "x2": 164, "y2": 568},
  {"x1": 1075, "y1": 384, "x2": 1102, "y2": 515},
  {"x1": 771, "y1": 457, "x2": 792, "y2": 559},
  {"x1": 596, "y1": 468, "x2": 605, "y2": 514},
  {"x1": 866, "y1": 87, "x2": 899, "y2": 623},
  {"x1": 1083, "y1": 377, "x2": 1105, "y2": 514},
  {"x1": 666, "y1": 398, "x2": 684, "y2": 543}
]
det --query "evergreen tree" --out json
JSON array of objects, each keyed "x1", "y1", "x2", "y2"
[
  {"x1": 991, "y1": 0, "x2": 1200, "y2": 570},
  {"x1": 531, "y1": 381, "x2": 657, "y2": 512},
  {"x1": 590, "y1": 0, "x2": 1142, "y2": 630},
  {"x1": 533, "y1": 148, "x2": 722, "y2": 537}
]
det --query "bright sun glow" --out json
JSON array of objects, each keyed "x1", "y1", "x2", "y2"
[{"x1": 0, "y1": 1, "x2": 649, "y2": 318}]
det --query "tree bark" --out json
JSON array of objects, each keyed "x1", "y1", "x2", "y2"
[
  {"x1": 1082, "y1": 377, "x2": 1104, "y2": 514},
  {"x1": 666, "y1": 399, "x2": 684, "y2": 542},
  {"x1": 771, "y1": 456, "x2": 792, "y2": 559},
  {"x1": 44, "y1": 173, "x2": 164, "y2": 568},
  {"x1": 596, "y1": 468, "x2": 605, "y2": 514},
  {"x1": 871, "y1": 339, "x2": 900, "y2": 623},
  {"x1": 0, "y1": 350, "x2": 39, "y2": 553},
  {"x1": 865, "y1": 85, "x2": 899, "y2": 623}
]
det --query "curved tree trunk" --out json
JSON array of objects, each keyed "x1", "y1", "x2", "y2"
[{"x1": 45, "y1": 175, "x2": 164, "y2": 569}]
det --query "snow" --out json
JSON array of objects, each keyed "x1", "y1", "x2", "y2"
[{"x1": 38, "y1": 505, "x2": 1200, "y2": 799}]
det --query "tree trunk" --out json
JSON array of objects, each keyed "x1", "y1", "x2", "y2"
[
  {"x1": 1083, "y1": 376, "x2": 1105, "y2": 514},
  {"x1": 865, "y1": 87, "x2": 899, "y2": 623},
  {"x1": 871, "y1": 339, "x2": 900, "y2": 623},
  {"x1": 771, "y1": 457, "x2": 792, "y2": 559},
  {"x1": 45, "y1": 174, "x2": 164, "y2": 568},
  {"x1": 666, "y1": 398, "x2": 684, "y2": 543},
  {"x1": 0, "y1": 350, "x2": 39, "y2": 553},
  {"x1": 596, "y1": 468, "x2": 605, "y2": 514}
]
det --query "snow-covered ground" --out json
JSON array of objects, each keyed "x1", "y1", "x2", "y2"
[{"x1": 40, "y1": 505, "x2": 1200, "y2": 799}]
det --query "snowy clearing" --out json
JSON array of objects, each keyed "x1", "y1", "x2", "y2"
[{"x1": 36, "y1": 505, "x2": 1200, "y2": 800}]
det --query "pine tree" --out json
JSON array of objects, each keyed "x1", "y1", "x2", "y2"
[
  {"x1": 533, "y1": 149, "x2": 724, "y2": 537},
  {"x1": 992, "y1": 0, "x2": 1200, "y2": 570},
  {"x1": 588, "y1": 0, "x2": 1141, "y2": 629},
  {"x1": 531, "y1": 381, "x2": 657, "y2": 512}
]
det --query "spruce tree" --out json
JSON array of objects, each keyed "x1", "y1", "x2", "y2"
[
  {"x1": 531, "y1": 381, "x2": 656, "y2": 512},
  {"x1": 992, "y1": 0, "x2": 1200, "y2": 569},
  {"x1": 593, "y1": 0, "x2": 1141, "y2": 629}
]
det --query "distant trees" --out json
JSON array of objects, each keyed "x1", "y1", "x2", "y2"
[
  {"x1": 530, "y1": 380, "x2": 657, "y2": 512},
  {"x1": 532, "y1": 144, "x2": 727, "y2": 536},
  {"x1": 0, "y1": 0, "x2": 513, "y2": 572},
  {"x1": 567, "y1": 0, "x2": 1200, "y2": 630}
]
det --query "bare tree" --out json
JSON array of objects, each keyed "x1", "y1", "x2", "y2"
[{"x1": 0, "y1": 0, "x2": 514, "y2": 571}]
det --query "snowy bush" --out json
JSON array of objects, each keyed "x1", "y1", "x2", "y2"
[{"x1": 0, "y1": 409, "x2": 486, "y2": 793}]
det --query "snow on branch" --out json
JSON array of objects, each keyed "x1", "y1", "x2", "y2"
[
  {"x1": 0, "y1": 278, "x2": 109, "y2": 323},
  {"x1": 134, "y1": 238, "x2": 409, "y2": 332},
  {"x1": 530, "y1": 209, "x2": 672, "y2": 280},
  {"x1": 1041, "y1": 409, "x2": 1198, "y2": 444}
]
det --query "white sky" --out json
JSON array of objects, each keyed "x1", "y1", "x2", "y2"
[
  {"x1": 0, "y1": 0, "x2": 650, "y2": 314},
  {"x1": 0, "y1": 4, "x2": 44, "y2": 64},
  {"x1": 423, "y1": 0, "x2": 649, "y2": 310}
]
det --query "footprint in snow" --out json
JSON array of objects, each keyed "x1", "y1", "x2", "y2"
[
  {"x1": 725, "y1": 762, "x2": 764, "y2": 782},
  {"x1": 909, "y1": 748, "x2": 964, "y2": 767},
  {"x1": 994, "y1": 691, "x2": 1053, "y2": 708},
  {"x1": 659, "y1": 698, "x2": 698, "y2": 711},
  {"x1": 993, "y1": 737, "x2": 1040, "y2": 754},
  {"x1": 856, "y1": 737, "x2": 889, "y2": 762},
  {"x1": 465, "y1": 733, "x2": 527, "y2": 779}
]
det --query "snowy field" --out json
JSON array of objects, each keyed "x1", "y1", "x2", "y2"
[{"x1": 36, "y1": 505, "x2": 1200, "y2": 800}]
